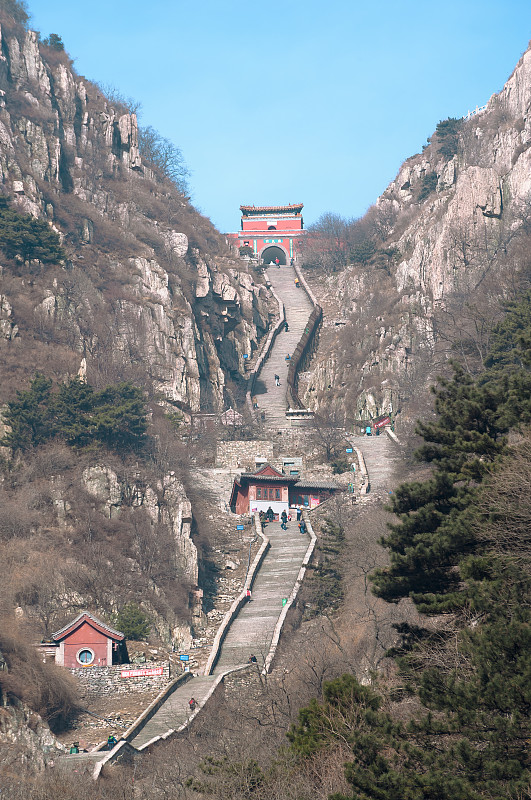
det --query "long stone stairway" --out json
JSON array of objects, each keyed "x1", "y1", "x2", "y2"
[
  {"x1": 61, "y1": 263, "x2": 400, "y2": 776},
  {"x1": 254, "y1": 266, "x2": 314, "y2": 429},
  {"x1": 123, "y1": 521, "x2": 309, "y2": 750},
  {"x1": 213, "y1": 520, "x2": 309, "y2": 671},
  {"x1": 61, "y1": 513, "x2": 311, "y2": 772}
]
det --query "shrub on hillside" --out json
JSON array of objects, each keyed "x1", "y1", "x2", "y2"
[
  {"x1": 418, "y1": 171, "x2": 438, "y2": 202},
  {"x1": 434, "y1": 116, "x2": 462, "y2": 159},
  {"x1": 138, "y1": 126, "x2": 190, "y2": 194},
  {"x1": 42, "y1": 33, "x2": 64, "y2": 51},
  {"x1": 0, "y1": 623, "x2": 80, "y2": 731},
  {"x1": 114, "y1": 602, "x2": 151, "y2": 640},
  {"x1": 0, "y1": 0, "x2": 28, "y2": 25},
  {"x1": 0, "y1": 196, "x2": 65, "y2": 266}
]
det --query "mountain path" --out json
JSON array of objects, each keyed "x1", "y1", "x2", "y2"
[{"x1": 253, "y1": 265, "x2": 314, "y2": 428}]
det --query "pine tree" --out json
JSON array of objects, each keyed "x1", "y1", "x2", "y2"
[
  {"x1": 372, "y1": 365, "x2": 506, "y2": 612},
  {"x1": 2, "y1": 376, "x2": 147, "y2": 453},
  {"x1": 2, "y1": 373, "x2": 54, "y2": 451},
  {"x1": 0, "y1": 197, "x2": 65, "y2": 265}
]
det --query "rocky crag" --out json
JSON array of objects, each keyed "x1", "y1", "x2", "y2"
[
  {"x1": 0, "y1": 20, "x2": 270, "y2": 410},
  {"x1": 303, "y1": 42, "x2": 531, "y2": 423},
  {"x1": 0, "y1": 6, "x2": 271, "y2": 684}
]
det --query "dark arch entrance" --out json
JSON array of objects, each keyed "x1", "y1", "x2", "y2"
[{"x1": 262, "y1": 245, "x2": 286, "y2": 265}]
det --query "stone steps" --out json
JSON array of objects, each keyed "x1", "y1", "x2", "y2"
[
  {"x1": 67, "y1": 519, "x2": 312, "y2": 764},
  {"x1": 359, "y1": 435, "x2": 401, "y2": 497},
  {"x1": 213, "y1": 520, "x2": 309, "y2": 672},
  {"x1": 128, "y1": 675, "x2": 217, "y2": 749},
  {"x1": 254, "y1": 266, "x2": 314, "y2": 428}
]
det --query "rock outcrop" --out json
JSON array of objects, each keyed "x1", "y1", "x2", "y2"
[
  {"x1": 0, "y1": 22, "x2": 269, "y2": 412},
  {"x1": 0, "y1": 701, "x2": 66, "y2": 771},
  {"x1": 303, "y1": 44, "x2": 531, "y2": 421},
  {"x1": 0, "y1": 12, "x2": 271, "y2": 699}
]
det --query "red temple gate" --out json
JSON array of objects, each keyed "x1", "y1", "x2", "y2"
[{"x1": 227, "y1": 203, "x2": 305, "y2": 263}]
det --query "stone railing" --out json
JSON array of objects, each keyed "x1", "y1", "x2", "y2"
[
  {"x1": 121, "y1": 671, "x2": 193, "y2": 744},
  {"x1": 385, "y1": 427, "x2": 401, "y2": 445},
  {"x1": 286, "y1": 264, "x2": 322, "y2": 410},
  {"x1": 352, "y1": 445, "x2": 369, "y2": 495},
  {"x1": 246, "y1": 280, "x2": 285, "y2": 420},
  {"x1": 204, "y1": 513, "x2": 269, "y2": 675},
  {"x1": 262, "y1": 512, "x2": 317, "y2": 673}
]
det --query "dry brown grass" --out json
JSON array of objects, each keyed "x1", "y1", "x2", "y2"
[{"x1": 0, "y1": 619, "x2": 81, "y2": 731}]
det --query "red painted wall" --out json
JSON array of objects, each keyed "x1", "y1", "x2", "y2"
[
  {"x1": 62, "y1": 622, "x2": 111, "y2": 668},
  {"x1": 249, "y1": 483, "x2": 289, "y2": 503},
  {"x1": 241, "y1": 217, "x2": 302, "y2": 232},
  {"x1": 235, "y1": 484, "x2": 249, "y2": 515}
]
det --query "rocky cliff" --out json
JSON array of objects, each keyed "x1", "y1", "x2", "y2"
[
  {"x1": 302, "y1": 43, "x2": 531, "y2": 423},
  {"x1": 0, "y1": 19, "x2": 270, "y2": 411},
  {"x1": 0, "y1": 8, "x2": 271, "y2": 670}
]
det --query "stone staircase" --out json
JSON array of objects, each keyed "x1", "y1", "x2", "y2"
[
  {"x1": 358, "y1": 433, "x2": 401, "y2": 498},
  {"x1": 213, "y1": 520, "x2": 309, "y2": 672},
  {"x1": 58, "y1": 266, "x2": 402, "y2": 776},
  {"x1": 254, "y1": 266, "x2": 314, "y2": 429},
  {"x1": 60, "y1": 520, "x2": 311, "y2": 772},
  {"x1": 128, "y1": 675, "x2": 217, "y2": 749}
]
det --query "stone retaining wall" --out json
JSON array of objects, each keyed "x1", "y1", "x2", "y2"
[
  {"x1": 287, "y1": 265, "x2": 322, "y2": 410},
  {"x1": 70, "y1": 663, "x2": 170, "y2": 696},
  {"x1": 223, "y1": 664, "x2": 263, "y2": 700},
  {"x1": 216, "y1": 440, "x2": 274, "y2": 469}
]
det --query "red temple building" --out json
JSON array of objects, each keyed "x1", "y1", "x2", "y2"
[
  {"x1": 226, "y1": 203, "x2": 305, "y2": 264},
  {"x1": 229, "y1": 464, "x2": 340, "y2": 517},
  {"x1": 50, "y1": 611, "x2": 126, "y2": 668}
]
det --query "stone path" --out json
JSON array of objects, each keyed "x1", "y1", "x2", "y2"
[
  {"x1": 124, "y1": 520, "x2": 309, "y2": 749},
  {"x1": 128, "y1": 675, "x2": 216, "y2": 749},
  {"x1": 359, "y1": 434, "x2": 401, "y2": 499},
  {"x1": 254, "y1": 266, "x2": 314, "y2": 429},
  {"x1": 213, "y1": 520, "x2": 309, "y2": 671},
  {"x1": 61, "y1": 266, "x2": 400, "y2": 774}
]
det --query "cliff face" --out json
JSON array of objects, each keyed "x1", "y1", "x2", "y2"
[
  {"x1": 0, "y1": 14, "x2": 271, "y2": 653},
  {"x1": 303, "y1": 44, "x2": 531, "y2": 422},
  {"x1": 0, "y1": 22, "x2": 269, "y2": 412}
]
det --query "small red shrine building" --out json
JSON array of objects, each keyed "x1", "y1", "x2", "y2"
[
  {"x1": 226, "y1": 203, "x2": 305, "y2": 264},
  {"x1": 51, "y1": 611, "x2": 126, "y2": 668},
  {"x1": 230, "y1": 465, "x2": 341, "y2": 517},
  {"x1": 230, "y1": 464, "x2": 297, "y2": 517}
]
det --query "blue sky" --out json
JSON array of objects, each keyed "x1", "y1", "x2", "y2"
[{"x1": 27, "y1": 0, "x2": 531, "y2": 233}]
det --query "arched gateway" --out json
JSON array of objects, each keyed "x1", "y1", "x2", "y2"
[
  {"x1": 226, "y1": 203, "x2": 305, "y2": 262},
  {"x1": 261, "y1": 245, "x2": 287, "y2": 265}
]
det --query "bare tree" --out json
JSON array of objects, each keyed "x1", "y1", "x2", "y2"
[
  {"x1": 310, "y1": 404, "x2": 349, "y2": 463},
  {"x1": 138, "y1": 126, "x2": 190, "y2": 193}
]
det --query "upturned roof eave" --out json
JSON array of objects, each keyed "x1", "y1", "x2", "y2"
[
  {"x1": 240, "y1": 203, "x2": 304, "y2": 214},
  {"x1": 51, "y1": 611, "x2": 124, "y2": 642}
]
